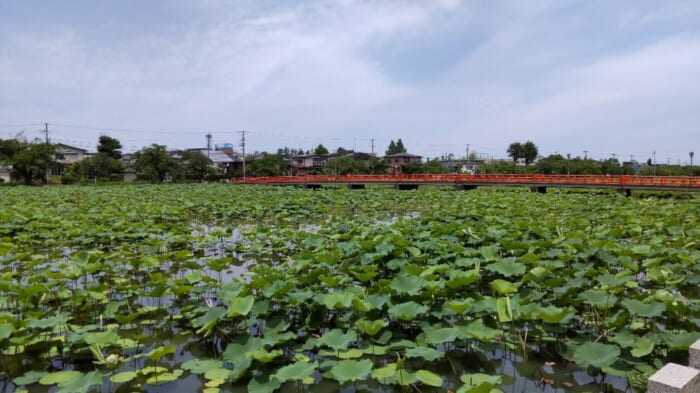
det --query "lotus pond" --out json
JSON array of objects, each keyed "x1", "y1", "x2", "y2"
[{"x1": 0, "y1": 184, "x2": 698, "y2": 393}]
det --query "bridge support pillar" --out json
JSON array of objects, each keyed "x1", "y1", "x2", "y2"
[
  {"x1": 348, "y1": 184, "x2": 365, "y2": 190},
  {"x1": 455, "y1": 185, "x2": 478, "y2": 191},
  {"x1": 395, "y1": 184, "x2": 419, "y2": 190},
  {"x1": 305, "y1": 184, "x2": 322, "y2": 190},
  {"x1": 617, "y1": 188, "x2": 632, "y2": 197},
  {"x1": 530, "y1": 186, "x2": 547, "y2": 194}
]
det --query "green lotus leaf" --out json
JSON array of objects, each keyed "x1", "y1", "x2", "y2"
[
  {"x1": 388, "y1": 301, "x2": 429, "y2": 321},
  {"x1": 630, "y1": 337, "x2": 655, "y2": 358},
  {"x1": 181, "y1": 359, "x2": 224, "y2": 374},
  {"x1": 204, "y1": 368, "x2": 232, "y2": 380},
  {"x1": 247, "y1": 348, "x2": 283, "y2": 363},
  {"x1": 415, "y1": 370, "x2": 443, "y2": 387},
  {"x1": 573, "y1": 342, "x2": 620, "y2": 368},
  {"x1": 444, "y1": 298, "x2": 474, "y2": 314},
  {"x1": 490, "y1": 279, "x2": 519, "y2": 295},
  {"x1": 84, "y1": 330, "x2": 119, "y2": 345},
  {"x1": 372, "y1": 363, "x2": 396, "y2": 379},
  {"x1": 145, "y1": 370, "x2": 182, "y2": 386},
  {"x1": 539, "y1": 305, "x2": 575, "y2": 324},
  {"x1": 405, "y1": 346, "x2": 444, "y2": 361},
  {"x1": 110, "y1": 371, "x2": 138, "y2": 384},
  {"x1": 661, "y1": 331, "x2": 700, "y2": 350},
  {"x1": 330, "y1": 359, "x2": 373, "y2": 384},
  {"x1": 423, "y1": 327, "x2": 458, "y2": 345},
  {"x1": 0, "y1": 322, "x2": 14, "y2": 340},
  {"x1": 459, "y1": 319, "x2": 501, "y2": 342},
  {"x1": 621, "y1": 299, "x2": 666, "y2": 318},
  {"x1": 38, "y1": 370, "x2": 81, "y2": 386},
  {"x1": 273, "y1": 360, "x2": 317, "y2": 382},
  {"x1": 390, "y1": 273, "x2": 424, "y2": 296},
  {"x1": 446, "y1": 270, "x2": 481, "y2": 289},
  {"x1": 13, "y1": 370, "x2": 48, "y2": 385},
  {"x1": 147, "y1": 345, "x2": 175, "y2": 362},
  {"x1": 496, "y1": 297, "x2": 513, "y2": 323},
  {"x1": 247, "y1": 374, "x2": 281, "y2": 393},
  {"x1": 55, "y1": 371, "x2": 103, "y2": 393},
  {"x1": 355, "y1": 319, "x2": 388, "y2": 336},
  {"x1": 579, "y1": 289, "x2": 618, "y2": 309},
  {"x1": 485, "y1": 259, "x2": 526, "y2": 277},
  {"x1": 317, "y1": 328, "x2": 358, "y2": 351},
  {"x1": 322, "y1": 292, "x2": 355, "y2": 309},
  {"x1": 227, "y1": 296, "x2": 255, "y2": 317}
]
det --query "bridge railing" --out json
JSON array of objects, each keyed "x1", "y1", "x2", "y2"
[{"x1": 231, "y1": 174, "x2": 700, "y2": 187}]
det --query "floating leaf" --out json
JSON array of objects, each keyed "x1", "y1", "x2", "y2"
[
  {"x1": 573, "y1": 342, "x2": 620, "y2": 368},
  {"x1": 330, "y1": 359, "x2": 373, "y2": 384},
  {"x1": 621, "y1": 299, "x2": 666, "y2": 318},
  {"x1": 355, "y1": 319, "x2": 388, "y2": 336},
  {"x1": 423, "y1": 327, "x2": 458, "y2": 345},
  {"x1": 110, "y1": 371, "x2": 138, "y2": 384},
  {"x1": 415, "y1": 370, "x2": 443, "y2": 387},
  {"x1": 317, "y1": 329, "x2": 357, "y2": 351},
  {"x1": 39, "y1": 370, "x2": 81, "y2": 386},
  {"x1": 406, "y1": 346, "x2": 444, "y2": 361},
  {"x1": 388, "y1": 301, "x2": 429, "y2": 321},
  {"x1": 273, "y1": 360, "x2": 317, "y2": 382},
  {"x1": 181, "y1": 359, "x2": 224, "y2": 374}
]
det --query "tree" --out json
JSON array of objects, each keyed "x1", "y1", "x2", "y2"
[
  {"x1": 10, "y1": 142, "x2": 59, "y2": 184},
  {"x1": 522, "y1": 141, "x2": 538, "y2": 164},
  {"x1": 133, "y1": 144, "x2": 181, "y2": 183},
  {"x1": 386, "y1": 139, "x2": 408, "y2": 155},
  {"x1": 367, "y1": 157, "x2": 388, "y2": 174},
  {"x1": 180, "y1": 150, "x2": 215, "y2": 181},
  {"x1": 314, "y1": 144, "x2": 329, "y2": 155},
  {"x1": 507, "y1": 142, "x2": 523, "y2": 162},
  {"x1": 535, "y1": 154, "x2": 567, "y2": 174},
  {"x1": 324, "y1": 156, "x2": 368, "y2": 175},
  {"x1": 97, "y1": 135, "x2": 122, "y2": 159},
  {"x1": 249, "y1": 153, "x2": 287, "y2": 177},
  {"x1": 423, "y1": 158, "x2": 449, "y2": 174}
]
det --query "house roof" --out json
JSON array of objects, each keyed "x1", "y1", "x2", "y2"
[
  {"x1": 57, "y1": 143, "x2": 88, "y2": 153},
  {"x1": 383, "y1": 153, "x2": 422, "y2": 158}
]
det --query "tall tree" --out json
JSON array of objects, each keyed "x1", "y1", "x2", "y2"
[
  {"x1": 395, "y1": 139, "x2": 407, "y2": 153},
  {"x1": 249, "y1": 153, "x2": 287, "y2": 176},
  {"x1": 97, "y1": 135, "x2": 122, "y2": 159},
  {"x1": 386, "y1": 140, "x2": 397, "y2": 155},
  {"x1": 314, "y1": 144, "x2": 329, "y2": 155},
  {"x1": 522, "y1": 141, "x2": 539, "y2": 164},
  {"x1": 385, "y1": 139, "x2": 408, "y2": 155},
  {"x1": 507, "y1": 142, "x2": 523, "y2": 162},
  {"x1": 133, "y1": 144, "x2": 181, "y2": 183}
]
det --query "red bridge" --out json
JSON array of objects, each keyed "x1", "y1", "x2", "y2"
[{"x1": 232, "y1": 174, "x2": 700, "y2": 194}]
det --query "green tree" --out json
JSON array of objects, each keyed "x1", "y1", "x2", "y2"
[
  {"x1": 325, "y1": 156, "x2": 368, "y2": 175},
  {"x1": 10, "y1": 142, "x2": 60, "y2": 185},
  {"x1": 180, "y1": 150, "x2": 215, "y2": 181},
  {"x1": 249, "y1": 153, "x2": 287, "y2": 177},
  {"x1": 522, "y1": 141, "x2": 538, "y2": 164},
  {"x1": 133, "y1": 144, "x2": 181, "y2": 183},
  {"x1": 535, "y1": 154, "x2": 567, "y2": 174},
  {"x1": 97, "y1": 135, "x2": 122, "y2": 159},
  {"x1": 423, "y1": 158, "x2": 448, "y2": 174},
  {"x1": 0, "y1": 139, "x2": 21, "y2": 163},
  {"x1": 314, "y1": 144, "x2": 329, "y2": 155},
  {"x1": 601, "y1": 158, "x2": 622, "y2": 175},
  {"x1": 386, "y1": 139, "x2": 408, "y2": 155},
  {"x1": 367, "y1": 157, "x2": 388, "y2": 174},
  {"x1": 507, "y1": 142, "x2": 523, "y2": 162}
]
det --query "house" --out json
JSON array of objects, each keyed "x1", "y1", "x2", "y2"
[
  {"x1": 56, "y1": 144, "x2": 89, "y2": 164},
  {"x1": 383, "y1": 153, "x2": 422, "y2": 175},
  {"x1": 289, "y1": 154, "x2": 327, "y2": 175},
  {"x1": 0, "y1": 166, "x2": 10, "y2": 183},
  {"x1": 187, "y1": 148, "x2": 243, "y2": 174}
]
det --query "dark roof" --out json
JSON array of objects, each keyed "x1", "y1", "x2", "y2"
[{"x1": 57, "y1": 143, "x2": 88, "y2": 153}]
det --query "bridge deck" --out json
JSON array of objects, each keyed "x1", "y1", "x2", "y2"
[{"x1": 231, "y1": 174, "x2": 700, "y2": 191}]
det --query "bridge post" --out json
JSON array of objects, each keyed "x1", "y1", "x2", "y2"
[
  {"x1": 455, "y1": 185, "x2": 478, "y2": 191},
  {"x1": 617, "y1": 188, "x2": 632, "y2": 197},
  {"x1": 530, "y1": 186, "x2": 547, "y2": 194},
  {"x1": 395, "y1": 184, "x2": 419, "y2": 190},
  {"x1": 348, "y1": 184, "x2": 365, "y2": 190}
]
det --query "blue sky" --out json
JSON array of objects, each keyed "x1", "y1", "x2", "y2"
[{"x1": 1, "y1": 0, "x2": 699, "y2": 163}]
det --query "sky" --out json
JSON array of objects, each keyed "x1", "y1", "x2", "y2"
[{"x1": 1, "y1": 0, "x2": 699, "y2": 163}]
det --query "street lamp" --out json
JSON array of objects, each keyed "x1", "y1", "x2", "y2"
[
  {"x1": 691, "y1": 152, "x2": 695, "y2": 178},
  {"x1": 566, "y1": 153, "x2": 571, "y2": 176}
]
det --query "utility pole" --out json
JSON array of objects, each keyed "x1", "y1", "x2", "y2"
[
  {"x1": 43, "y1": 123, "x2": 49, "y2": 144},
  {"x1": 206, "y1": 133, "x2": 212, "y2": 158},
  {"x1": 583, "y1": 150, "x2": 588, "y2": 160},
  {"x1": 611, "y1": 153, "x2": 616, "y2": 160},
  {"x1": 238, "y1": 131, "x2": 246, "y2": 181},
  {"x1": 652, "y1": 151, "x2": 656, "y2": 175},
  {"x1": 370, "y1": 139, "x2": 375, "y2": 155},
  {"x1": 465, "y1": 144, "x2": 470, "y2": 161},
  {"x1": 691, "y1": 151, "x2": 695, "y2": 179}
]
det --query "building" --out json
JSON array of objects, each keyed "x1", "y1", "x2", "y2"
[
  {"x1": 289, "y1": 154, "x2": 327, "y2": 175},
  {"x1": 56, "y1": 144, "x2": 89, "y2": 165},
  {"x1": 383, "y1": 153, "x2": 422, "y2": 175},
  {"x1": 187, "y1": 148, "x2": 243, "y2": 174}
]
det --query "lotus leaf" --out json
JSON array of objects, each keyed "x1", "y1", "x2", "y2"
[
  {"x1": 573, "y1": 342, "x2": 620, "y2": 368},
  {"x1": 330, "y1": 359, "x2": 373, "y2": 384}
]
